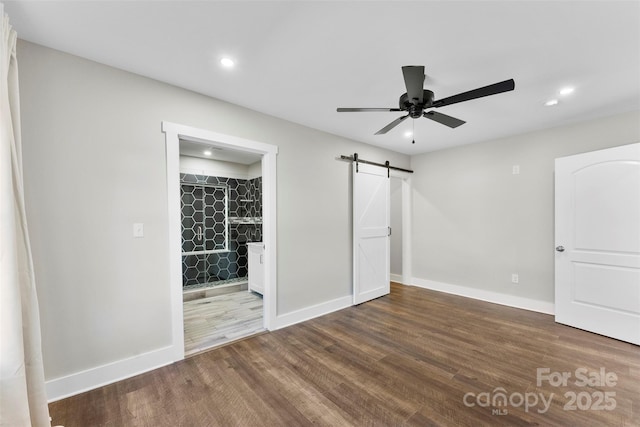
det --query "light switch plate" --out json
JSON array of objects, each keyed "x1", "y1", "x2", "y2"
[{"x1": 133, "y1": 223, "x2": 144, "y2": 238}]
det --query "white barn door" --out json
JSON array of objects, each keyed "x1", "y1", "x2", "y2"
[
  {"x1": 353, "y1": 163, "x2": 390, "y2": 305},
  {"x1": 555, "y1": 143, "x2": 640, "y2": 344}
]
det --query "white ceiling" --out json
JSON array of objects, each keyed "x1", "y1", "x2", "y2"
[{"x1": 5, "y1": 1, "x2": 640, "y2": 155}]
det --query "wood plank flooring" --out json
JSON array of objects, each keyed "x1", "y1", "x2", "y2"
[
  {"x1": 49, "y1": 283, "x2": 640, "y2": 426},
  {"x1": 183, "y1": 290, "x2": 264, "y2": 356}
]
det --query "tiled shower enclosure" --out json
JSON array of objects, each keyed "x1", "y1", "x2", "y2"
[{"x1": 181, "y1": 173, "x2": 262, "y2": 289}]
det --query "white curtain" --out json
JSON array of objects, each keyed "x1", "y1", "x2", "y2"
[{"x1": 0, "y1": 6, "x2": 52, "y2": 427}]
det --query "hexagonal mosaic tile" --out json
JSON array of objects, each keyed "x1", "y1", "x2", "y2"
[{"x1": 180, "y1": 173, "x2": 262, "y2": 289}]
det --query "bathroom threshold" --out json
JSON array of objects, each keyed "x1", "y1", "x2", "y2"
[
  {"x1": 183, "y1": 280, "x2": 249, "y2": 302},
  {"x1": 183, "y1": 290, "x2": 264, "y2": 356}
]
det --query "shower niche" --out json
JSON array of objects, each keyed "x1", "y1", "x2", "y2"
[{"x1": 180, "y1": 172, "x2": 262, "y2": 290}]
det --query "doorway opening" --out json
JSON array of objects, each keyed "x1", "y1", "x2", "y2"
[
  {"x1": 163, "y1": 122, "x2": 277, "y2": 361},
  {"x1": 179, "y1": 140, "x2": 263, "y2": 290},
  {"x1": 179, "y1": 139, "x2": 264, "y2": 355},
  {"x1": 390, "y1": 170, "x2": 412, "y2": 286}
]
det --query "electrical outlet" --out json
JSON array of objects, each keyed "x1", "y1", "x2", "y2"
[
  {"x1": 512, "y1": 165, "x2": 520, "y2": 175},
  {"x1": 511, "y1": 273, "x2": 519, "y2": 284}
]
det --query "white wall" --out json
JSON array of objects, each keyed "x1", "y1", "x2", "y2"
[
  {"x1": 18, "y1": 40, "x2": 410, "y2": 391},
  {"x1": 247, "y1": 161, "x2": 262, "y2": 180},
  {"x1": 179, "y1": 155, "x2": 251, "y2": 180},
  {"x1": 411, "y1": 110, "x2": 640, "y2": 306}
]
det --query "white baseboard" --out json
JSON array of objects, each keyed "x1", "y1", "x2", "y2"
[
  {"x1": 46, "y1": 294, "x2": 353, "y2": 401},
  {"x1": 390, "y1": 273, "x2": 404, "y2": 284},
  {"x1": 46, "y1": 345, "x2": 176, "y2": 402},
  {"x1": 273, "y1": 295, "x2": 352, "y2": 330},
  {"x1": 45, "y1": 280, "x2": 552, "y2": 402},
  {"x1": 412, "y1": 278, "x2": 555, "y2": 315}
]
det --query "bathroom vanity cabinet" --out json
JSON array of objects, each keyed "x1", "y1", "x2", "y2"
[{"x1": 248, "y1": 242, "x2": 265, "y2": 295}]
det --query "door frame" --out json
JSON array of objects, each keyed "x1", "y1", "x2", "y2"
[
  {"x1": 389, "y1": 169, "x2": 412, "y2": 286},
  {"x1": 162, "y1": 121, "x2": 278, "y2": 361}
]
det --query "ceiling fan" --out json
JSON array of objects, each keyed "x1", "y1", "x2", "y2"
[{"x1": 337, "y1": 66, "x2": 515, "y2": 136}]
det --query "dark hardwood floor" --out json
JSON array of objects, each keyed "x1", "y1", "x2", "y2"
[{"x1": 49, "y1": 283, "x2": 640, "y2": 426}]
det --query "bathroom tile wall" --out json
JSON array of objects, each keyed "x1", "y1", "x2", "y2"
[
  {"x1": 180, "y1": 173, "x2": 262, "y2": 288},
  {"x1": 246, "y1": 176, "x2": 262, "y2": 218}
]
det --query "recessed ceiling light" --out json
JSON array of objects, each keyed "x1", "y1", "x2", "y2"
[
  {"x1": 559, "y1": 87, "x2": 575, "y2": 96},
  {"x1": 220, "y1": 57, "x2": 235, "y2": 68},
  {"x1": 203, "y1": 150, "x2": 213, "y2": 156},
  {"x1": 545, "y1": 99, "x2": 559, "y2": 107},
  {"x1": 404, "y1": 131, "x2": 413, "y2": 138}
]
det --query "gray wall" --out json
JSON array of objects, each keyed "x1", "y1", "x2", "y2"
[
  {"x1": 411, "y1": 110, "x2": 640, "y2": 303},
  {"x1": 18, "y1": 40, "x2": 410, "y2": 381}
]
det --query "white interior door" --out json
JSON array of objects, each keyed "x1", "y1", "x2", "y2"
[
  {"x1": 555, "y1": 143, "x2": 640, "y2": 344},
  {"x1": 353, "y1": 163, "x2": 390, "y2": 305}
]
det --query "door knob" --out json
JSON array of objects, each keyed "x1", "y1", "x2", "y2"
[{"x1": 556, "y1": 246, "x2": 565, "y2": 252}]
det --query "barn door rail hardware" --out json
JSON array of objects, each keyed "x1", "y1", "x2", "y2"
[{"x1": 340, "y1": 153, "x2": 413, "y2": 175}]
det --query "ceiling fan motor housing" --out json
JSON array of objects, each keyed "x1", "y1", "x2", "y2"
[{"x1": 399, "y1": 90, "x2": 435, "y2": 118}]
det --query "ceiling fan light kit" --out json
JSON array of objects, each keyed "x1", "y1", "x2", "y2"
[{"x1": 337, "y1": 65, "x2": 515, "y2": 139}]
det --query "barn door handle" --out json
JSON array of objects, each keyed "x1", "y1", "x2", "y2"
[{"x1": 555, "y1": 246, "x2": 565, "y2": 252}]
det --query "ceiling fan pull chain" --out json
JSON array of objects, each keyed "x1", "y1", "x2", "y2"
[{"x1": 412, "y1": 120, "x2": 415, "y2": 144}]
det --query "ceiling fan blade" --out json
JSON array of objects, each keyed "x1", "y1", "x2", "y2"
[
  {"x1": 374, "y1": 114, "x2": 410, "y2": 135},
  {"x1": 402, "y1": 66, "x2": 425, "y2": 105},
  {"x1": 432, "y1": 79, "x2": 515, "y2": 108},
  {"x1": 337, "y1": 108, "x2": 403, "y2": 112},
  {"x1": 423, "y1": 111, "x2": 466, "y2": 128}
]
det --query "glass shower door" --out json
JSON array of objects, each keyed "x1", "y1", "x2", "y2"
[{"x1": 181, "y1": 183, "x2": 228, "y2": 287}]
